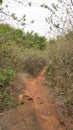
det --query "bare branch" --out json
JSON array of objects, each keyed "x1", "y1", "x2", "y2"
[{"x1": 71, "y1": 0, "x2": 73, "y2": 6}]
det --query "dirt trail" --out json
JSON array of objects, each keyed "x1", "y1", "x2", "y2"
[
  {"x1": 0, "y1": 68, "x2": 67, "y2": 130},
  {"x1": 21, "y1": 68, "x2": 66, "y2": 130}
]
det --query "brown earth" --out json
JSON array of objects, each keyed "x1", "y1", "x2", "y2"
[{"x1": 0, "y1": 68, "x2": 72, "y2": 130}]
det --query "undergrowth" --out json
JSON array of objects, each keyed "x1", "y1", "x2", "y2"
[
  {"x1": 0, "y1": 68, "x2": 15, "y2": 112},
  {"x1": 0, "y1": 24, "x2": 47, "y2": 111},
  {"x1": 46, "y1": 38, "x2": 73, "y2": 117},
  {"x1": 0, "y1": 23, "x2": 73, "y2": 118}
]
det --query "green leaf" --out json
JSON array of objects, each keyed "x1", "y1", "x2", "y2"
[{"x1": 0, "y1": 0, "x2": 2, "y2": 4}]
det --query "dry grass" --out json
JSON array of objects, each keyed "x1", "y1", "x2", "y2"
[{"x1": 46, "y1": 39, "x2": 73, "y2": 119}]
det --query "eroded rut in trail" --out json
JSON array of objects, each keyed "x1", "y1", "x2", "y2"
[
  {"x1": 19, "y1": 68, "x2": 66, "y2": 130},
  {"x1": 0, "y1": 68, "x2": 67, "y2": 130}
]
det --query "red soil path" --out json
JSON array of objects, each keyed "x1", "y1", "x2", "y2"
[
  {"x1": 0, "y1": 68, "x2": 67, "y2": 130},
  {"x1": 22, "y1": 68, "x2": 66, "y2": 130}
]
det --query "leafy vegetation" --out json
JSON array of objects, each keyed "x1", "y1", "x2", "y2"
[
  {"x1": 0, "y1": 0, "x2": 2, "y2": 4},
  {"x1": 46, "y1": 36, "x2": 73, "y2": 117},
  {"x1": 0, "y1": 24, "x2": 46, "y2": 49},
  {"x1": 24, "y1": 55, "x2": 46, "y2": 77},
  {"x1": 0, "y1": 0, "x2": 73, "y2": 129},
  {"x1": 0, "y1": 68, "x2": 15, "y2": 87},
  {"x1": 0, "y1": 24, "x2": 73, "y2": 125},
  {"x1": 0, "y1": 24, "x2": 47, "y2": 111},
  {"x1": 0, "y1": 24, "x2": 47, "y2": 70},
  {"x1": 0, "y1": 68, "x2": 15, "y2": 112}
]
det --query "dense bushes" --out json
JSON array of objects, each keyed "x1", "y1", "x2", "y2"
[
  {"x1": 0, "y1": 68, "x2": 15, "y2": 87},
  {"x1": 0, "y1": 42, "x2": 24, "y2": 71},
  {"x1": 24, "y1": 55, "x2": 46, "y2": 76},
  {"x1": 0, "y1": 24, "x2": 47, "y2": 50},
  {"x1": 46, "y1": 41, "x2": 73, "y2": 114},
  {"x1": 23, "y1": 32, "x2": 47, "y2": 49},
  {"x1": 0, "y1": 23, "x2": 73, "y2": 116},
  {"x1": 0, "y1": 24, "x2": 47, "y2": 111},
  {"x1": 0, "y1": 68, "x2": 15, "y2": 112},
  {"x1": 0, "y1": 24, "x2": 47, "y2": 72}
]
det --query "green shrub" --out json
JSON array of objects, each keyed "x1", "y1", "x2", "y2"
[
  {"x1": 0, "y1": 42, "x2": 24, "y2": 71},
  {"x1": 0, "y1": 68, "x2": 15, "y2": 112},
  {"x1": 47, "y1": 63, "x2": 55, "y2": 77},
  {"x1": 0, "y1": 0, "x2": 2, "y2": 4},
  {"x1": 0, "y1": 24, "x2": 47, "y2": 73},
  {"x1": 0, "y1": 68, "x2": 15, "y2": 88},
  {"x1": 0, "y1": 24, "x2": 47, "y2": 50}
]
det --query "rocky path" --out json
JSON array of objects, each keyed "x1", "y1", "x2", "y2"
[
  {"x1": 0, "y1": 105, "x2": 41, "y2": 130},
  {"x1": 0, "y1": 68, "x2": 67, "y2": 130}
]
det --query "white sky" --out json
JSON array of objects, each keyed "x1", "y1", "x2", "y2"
[
  {"x1": 0, "y1": 0, "x2": 58, "y2": 38},
  {"x1": 1, "y1": 0, "x2": 72, "y2": 38}
]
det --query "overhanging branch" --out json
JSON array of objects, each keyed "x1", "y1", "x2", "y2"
[{"x1": 71, "y1": 0, "x2": 73, "y2": 6}]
